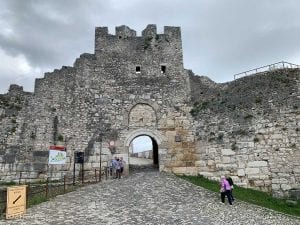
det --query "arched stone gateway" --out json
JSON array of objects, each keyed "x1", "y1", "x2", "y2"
[
  {"x1": 118, "y1": 100, "x2": 197, "y2": 174},
  {"x1": 125, "y1": 130, "x2": 160, "y2": 168}
]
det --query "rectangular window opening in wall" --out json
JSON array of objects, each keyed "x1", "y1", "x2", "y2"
[
  {"x1": 161, "y1": 65, "x2": 166, "y2": 74},
  {"x1": 136, "y1": 66, "x2": 141, "y2": 73}
]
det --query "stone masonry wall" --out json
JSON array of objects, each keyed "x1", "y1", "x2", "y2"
[
  {"x1": 190, "y1": 69, "x2": 300, "y2": 197},
  {"x1": 0, "y1": 24, "x2": 197, "y2": 182}
]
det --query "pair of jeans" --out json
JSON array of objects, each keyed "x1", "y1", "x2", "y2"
[{"x1": 221, "y1": 190, "x2": 233, "y2": 205}]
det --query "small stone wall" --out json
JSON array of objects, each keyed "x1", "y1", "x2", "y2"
[{"x1": 130, "y1": 150, "x2": 153, "y2": 159}]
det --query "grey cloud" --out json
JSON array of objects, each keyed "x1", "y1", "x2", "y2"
[
  {"x1": 0, "y1": 0, "x2": 300, "y2": 93},
  {"x1": 0, "y1": 0, "x2": 100, "y2": 67}
]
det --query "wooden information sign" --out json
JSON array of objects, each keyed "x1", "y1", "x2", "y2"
[{"x1": 6, "y1": 185, "x2": 26, "y2": 219}]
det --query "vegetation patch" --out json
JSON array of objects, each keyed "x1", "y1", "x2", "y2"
[
  {"x1": 179, "y1": 175, "x2": 300, "y2": 217},
  {"x1": 253, "y1": 137, "x2": 260, "y2": 143},
  {"x1": 190, "y1": 101, "x2": 210, "y2": 116},
  {"x1": 144, "y1": 37, "x2": 153, "y2": 50},
  {"x1": 28, "y1": 192, "x2": 48, "y2": 208},
  {"x1": 217, "y1": 133, "x2": 224, "y2": 141},
  {"x1": 255, "y1": 96, "x2": 262, "y2": 104},
  {"x1": 57, "y1": 134, "x2": 64, "y2": 142}
]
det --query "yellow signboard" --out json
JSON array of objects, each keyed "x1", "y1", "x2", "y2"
[{"x1": 6, "y1": 185, "x2": 26, "y2": 219}]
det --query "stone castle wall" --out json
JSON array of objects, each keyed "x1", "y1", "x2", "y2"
[
  {"x1": 0, "y1": 24, "x2": 299, "y2": 198},
  {"x1": 190, "y1": 69, "x2": 300, "y2": 197},
  {"x1": 0, "y1": 25, "x2": 196, "y2": 182}
]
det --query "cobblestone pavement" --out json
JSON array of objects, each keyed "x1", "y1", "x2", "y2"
[{"x1": 2, "y1": 168, "x2": 300, "y2": 225}]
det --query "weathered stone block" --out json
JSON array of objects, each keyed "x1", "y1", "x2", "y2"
[
  {"x1": 259, "y1": 175, "x2": 269, "y2": 180},
  {"x1": 254, "y1": 180, "x2": 264, "y2": 186},
  {"x1": 221, "y1": 149, "x2": 235, "y2": 156},
  {"x1": 172, "y1": 167, "x2": 197, "y2": 175},
  {"x1": 185, "y1": 167, "x2": 197, "y2": 175},
  {"x1": 271, "y1": 134, "x2": 283, "y2": 139},
  {"x1": 245, "y1": 167, "x2": 259, "y2": 175},
  {"x1": 216, "y1": 163, "x2": 237, "y2": 169},
  {"x1": 199, "y1": 172, "x2": 214, "y2": 177},
  {"x1": 247, "y1": 161, "x2": 268, "y2": 167},
  {"x1": 281, "y1": 184, "x2": 291, "y2": 191},
  {"x1": 247, "y1": 174, "x2": 260, "y2": 179},
  {"x1": 207, "y1": 160, "x2": 215, "y2": 166},
  {"x1": 222, "y1": 156, "x2": 231, "y2": 164},
  {"x1": 195, "y1": 160, "x2": 206, "y2": 167},
  {"x1": 237, "y1": 169, "x2": 245, "y2": 176}
]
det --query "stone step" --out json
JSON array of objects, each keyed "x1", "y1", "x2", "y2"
[{"x1": 129, "y1": 164, "x2": 158, "y2": 173}]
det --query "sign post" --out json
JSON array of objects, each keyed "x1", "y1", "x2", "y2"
[
  {"x1": 99, "y1": 134, "x2": 103, "y2": 182},
  {"x1": 73, "y1": 152, "x2": 84, "y2": 185},
  {"x1": 6, "y1": 185, "x2": 26, "y2": 219}
]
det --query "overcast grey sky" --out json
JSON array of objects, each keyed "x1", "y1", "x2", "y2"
[
  {"x1": 0, "y1": 0, "x2": 300, "y2": 93},
  {"x1": 131, "y1": 136, "x2": 153, "y2": 153}
]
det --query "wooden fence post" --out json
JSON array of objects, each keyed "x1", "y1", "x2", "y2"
[
  {"x1": 81, "y1": 164, "x2": 84, "y2": 185},
  {"x1": 19, "y1": 171, "x2": 22, "y2": 184},
  {"x1": 45, "y1": 177, "x2": 49, "y2": 199},
  {"x1": 63, "y1": 176, "x2": 66, "y2": 194},
  {"x1": 26, "y1": 184, "x2": 30, "y2": 208}
]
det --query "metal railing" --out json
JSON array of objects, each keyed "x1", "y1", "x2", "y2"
[{"x1": 234, "y1": 61, "x2": 300, "y2": 80}]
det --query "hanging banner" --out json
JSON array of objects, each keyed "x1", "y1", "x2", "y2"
[{"x1": 48, "y1": 146, "x2": 66, "y2": 164}]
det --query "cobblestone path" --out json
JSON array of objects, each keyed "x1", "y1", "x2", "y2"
[{"x1": 2, "y1": 168, "x2": 299, "y2": 225}]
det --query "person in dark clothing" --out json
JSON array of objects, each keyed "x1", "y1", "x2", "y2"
[
  {"x1": 116, "y1": 158, "x2": 121, "y2": 179},
  {"x1": 226, "y1": 176, "x2": 235, "y2": 202}
]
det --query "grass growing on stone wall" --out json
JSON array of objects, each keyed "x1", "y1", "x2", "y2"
[{"x1": 180, "y1": 175, "x2": 300, "y2": 217}]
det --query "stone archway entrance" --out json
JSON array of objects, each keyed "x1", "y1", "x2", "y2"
[
  {"x1": 128, "y1": 135, "x2": 159, "y2": 168},
  {"x1": 124, "y1": 128, "x2": 162, "y2": 170}
]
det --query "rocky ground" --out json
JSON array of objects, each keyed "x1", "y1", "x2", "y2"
[{"x1": 2, "y1": 167, "x2": 299, "y2": 225}]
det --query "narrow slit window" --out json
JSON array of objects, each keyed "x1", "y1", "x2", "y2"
[
  {"x1": 161, "y1": 65, "x2": 166, "y2": 74},
  {"x1": 136, "y1": 66, "x2": 141, "y2": 73}
]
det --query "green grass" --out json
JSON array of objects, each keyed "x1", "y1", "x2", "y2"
[
  {"x1": 0, "y1": 181, "x2": 17, "y2": 186},
  {"x1": 27, "y1": 185, "x2": 77, "y2": 208},
  {"x1": 180, "y1": 175, "x2": 300, "y2": 217},
  {"x1": 28, "y1": 193, "x2": 48, "y2": 207}
]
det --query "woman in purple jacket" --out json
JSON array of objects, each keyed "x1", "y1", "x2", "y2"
[{"x1": 220, "y1": 176, "x2": 233, "y2": 205}]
